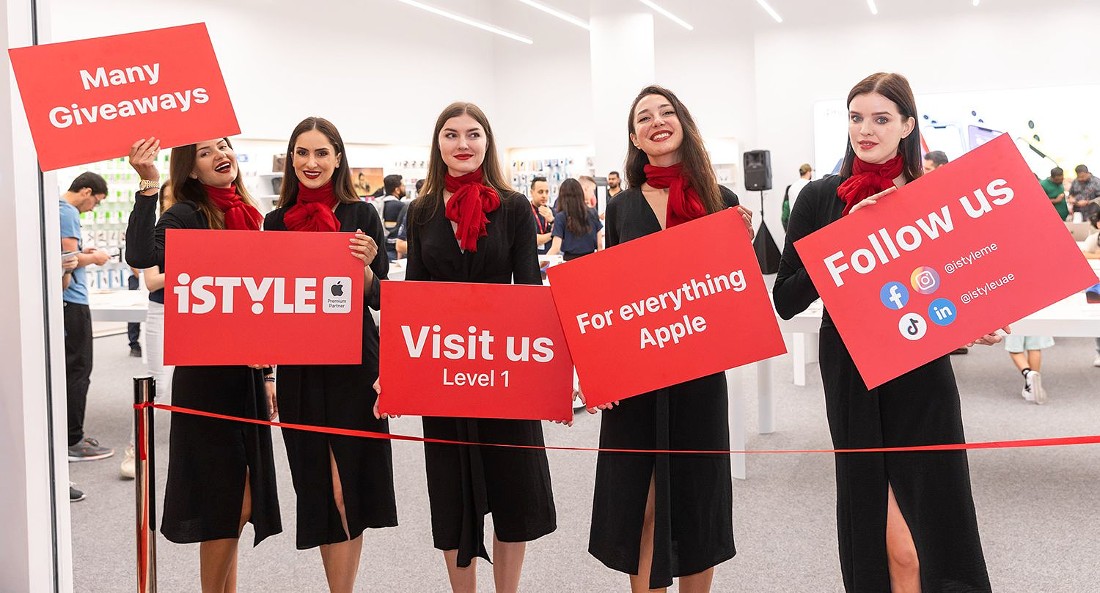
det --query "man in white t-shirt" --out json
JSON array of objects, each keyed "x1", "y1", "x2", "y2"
[{"x1": 781, "y1": 163, "x2": 813, "y2": 231}]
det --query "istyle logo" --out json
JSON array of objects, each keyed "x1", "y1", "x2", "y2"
[
  {"x1": 898, "y1": 312, "x2": 928, "y2": 341},
  {"x1": 322, "y1": 276, "x2": 352, "y2": 314},
  {"x1": 928, "y1": 298, "x2": 958, "y2": 326},
  {"x1": 910, "y1": 266, "x2": 940, "y2": 295},
  {"x1": 173, "y1": 273, "x2": 350, "y2": 315},
  {"x1": 879, "y1": 281, "x2": 910, "y2": 310}
]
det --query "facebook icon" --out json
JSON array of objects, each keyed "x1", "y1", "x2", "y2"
[{"x1": 879, "y1": 281, "x2": 910, "y2": 310}]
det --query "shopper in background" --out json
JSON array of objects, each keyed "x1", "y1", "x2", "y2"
[
  {"x1": 529, "y1": 175, "x2": 554, "y2": 254},
  {"x1": 588, "y1": 84, "x2": 751, "y2": 593},
  {"x1": 607, "y1": 170, "x2": 624, "y2": 198},
  {"x1": 1080, "y1": 209, "x2": 1100, "y2": 367},
  {"x1": 781, "y1": 163, "x2": 813, "y2": 232},
  {"x1": 774, "y1": 72, "x2": 1001, "y2": 593},
  {"x1": 262, "y1": 117, "x2": 395, "y2": 593},
  {"x1": 1040, "y1": 167, "x2": 1070, "y2": 221},
  {"x1": 126, "y1": 267, "x2": 142, "y2": 357},
  {"x1": 60, "y1": 172, "x2": 115, "y2": 464},
  {"x1": 545, "y1": 178, "x2": 602, "y2": 261},
  {"x1": 1069, "y1": 165, "x2": 1100, "y2": 218},
  {"x1": 374, "y1": 174, "x2": 406, "y2": 262},
  {"x1": 922, "y1": 149, "x2": 948, "y2": 173},
  {"x1": 1005, "y1": 335, "x2": 1054, "y2": 404},
  {"x1": 126, "y1": 136, "x2": 282, "y2": 593},
  {"x1": 394, "y1": 179, "x2": 424, "y2": 259},
  {"x1": 388, "y1": 101, "x2": 556, "y2": 593},
  {"x1": 120, "y1": 181, "x2": 177, "y2": 481}
]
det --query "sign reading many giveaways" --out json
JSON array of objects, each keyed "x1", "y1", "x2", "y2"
[
  {"x1": 8, "y1": 23, "x2": 238, "y2": 171},
  {"x1": 795, "y1": 134, "x2": 1097, "y2": 389},
  {"x1": 547, "y1": 208, "x2": 786, "y2": 408},
  {"x1": 164, "y1": 230, "x2": 363, "y2": 365},
  {"x1": 377, "y1": 281, "x2": 574, "y2": 422}
]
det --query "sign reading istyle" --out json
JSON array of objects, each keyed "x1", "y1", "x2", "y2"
[
  {"x1": 8, "y1": 23, "x2": 238, "y2": 171},
  {"x1": 377, "y1": 281, "x2": 573, "y2": 422},
  {"x1": 164, "y1": 230, "x2": 364, "y2": 365},
  {"x1": 795, "y1": 134, "x2": 1097, "y2": 388},
  {"x1": 547, "y1": 208, "x2": 786, "y2": 408}
]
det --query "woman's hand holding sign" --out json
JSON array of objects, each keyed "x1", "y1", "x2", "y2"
[
  {"x1": 735, "y1": 205, "x2": 754, "y2": 241},
  {"x1": 129, "y1": 136, "x2": 161, "y2": 195},
  {"x1": 350, "y1": 228, "x2": 378, "y2": 291},
  {"x1": 965, "y1": 325, "x2": 1011, "y2": 348},
  {"x1": 372, "y1": 378, "x2": 400, "y2": 420},
  {"x1": 846, "y1": 185, "x2": 897, "y2": 215}
]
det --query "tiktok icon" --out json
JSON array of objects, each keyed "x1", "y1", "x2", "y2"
[{"x1": 898, "y1": 312, "x2": 928, "y2": 341}]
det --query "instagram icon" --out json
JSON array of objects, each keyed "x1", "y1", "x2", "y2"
[{"x1": 910, "y1": 266, "x2": 941, "y2": 295}]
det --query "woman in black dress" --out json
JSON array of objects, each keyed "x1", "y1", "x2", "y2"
[
  {"x1": 773, "y1": 72, "x2": 1002, "y2": 593},
  {"x1": 386, "y1": 101, "x2": 556, "y2": 593},
  {"x1": 545, "y1": 178, "x2": 602, "y2": 261},
  {"x1": 262, "y1": 117, "x2": 396, "y2": 593},
  {"x1": 126, "y1": 137, "x2": 281, "y2": 593},
  {"x1": 588, "y1": 85, "x2": 753, "y2": 593}
]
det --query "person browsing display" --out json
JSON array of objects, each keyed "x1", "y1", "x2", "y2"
[
  {"x1": 773, "y1": 72, "x2": 1005, "y2": 593},
  {"x1": 529, "y1": 175, "x2": 554, "y2": 254},
  {"x1": 125, "y1": 137, "x2": 282, "y2": 593},
  {"x1": 261, "y1": 117, "x2": 396, "y2": 593},
  {"x1": 545, "y1": 178, "x2": 602, "y2": 261},
  {"x1": 376, "y1": 101, "x2": 557, "y2": 593},
  {"x1": 586, "y1": 85, "x2": 753, "y2": 593}
]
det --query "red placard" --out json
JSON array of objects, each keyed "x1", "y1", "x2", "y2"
[
  {"x1": 8, "y1": 23, "x2": 238, "y2": 171},
  {"x1": 377, "y1": 281, "x2": 573, "y2": 422},
  {"x1": 164, "y1": 229, "x2": 363, "y2": 365},
  {"x1": 795, "y1": 134, "x2": 1097, "y2": 388},
  {"x1": 547, "y1": 208, "x2": 786, "y2": 407}
]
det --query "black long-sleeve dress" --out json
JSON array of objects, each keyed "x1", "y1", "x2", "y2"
[
  {"x1": 773, "y1": 175, "x2": 991, "y2": 593},
  {"x1": 589, "y1": 186, "x2": 739, "y2": 590},
  {"x1": 263, "y1": 202, "x2": 398, "y2": 549},
  {"x1": 125, "y1": 194, "x2": 281, "y2": 546},
  {"x1": 405, "y1": 189, "x2": 556, "y2": 567}
]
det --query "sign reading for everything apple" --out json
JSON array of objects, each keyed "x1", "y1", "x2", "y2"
[
  {"x1": 8, "y1": 23, "x2": 238, "y2": 171},
  {"x1": 377, "y1": 281, "x2": 573, "y2": 422},
  {"x1": 164, "y1": 229, "x2": 364, "y2": 365},
  {"x1": 795, "y1": 133, "x2": 1097, "y2": 389},
  {"x1": 547, "y1": 208, "x2": 787, "y2": 408}
]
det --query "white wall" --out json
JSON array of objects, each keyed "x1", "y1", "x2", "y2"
[
  {"x1": 49, "y1": 0, "x2": 500, "y2": 146},
  {"x1": 754, "y1": 3, "x2": 1100, "y2": 243}
]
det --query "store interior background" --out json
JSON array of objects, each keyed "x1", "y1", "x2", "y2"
[{"x1": 5, "y1": 0, "x2": 1100, "y2": 591}]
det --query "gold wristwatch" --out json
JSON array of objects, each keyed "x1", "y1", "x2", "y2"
[{"x1": 138, "y1": 179, "x2": 160, "y2": 192}]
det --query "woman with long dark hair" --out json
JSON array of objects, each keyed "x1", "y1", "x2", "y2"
[
  {"x1": 587, "y1": 85, "x2": 753, "y2": 593},
  {"x1": 774, "y1": 72, "x2": 1001, "y2": 593},
  {"x1": 545, "y1": 178, "x2": 602, "y2": 260},
  {"x1": 262, "y1": 117, "x2": 395, "y2": 593},
  {"x1": 384, "y1": 101, "x2": 556, "y2": 593},
  {"x1": 126, "y1": 137, "x2": 282, "y2": 593}
]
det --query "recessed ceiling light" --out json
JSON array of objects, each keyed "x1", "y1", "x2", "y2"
[
  {"x1": 755, "y1": 0, "x2": 783, "y2": 23},
  {"x1": 516, "y1": 0, "x2": 590, "y2": 30},
  {"x1": 396, "y1": 0, "x2": 534, "y2": 44},
  {"x1": 638, "y1": 0, "x2": 694, "y2": 31}
]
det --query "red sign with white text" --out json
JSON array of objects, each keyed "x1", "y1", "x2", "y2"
[
  {"x1": 795, "y1": 134, "x2": 1096, "y2": 388},
  {"x1": 547, "y1": 208, "x2": 786, "y2": 407},
  {"x1": 377, "y1": 281, "x2": 574, "y2": 422},
  {"x1": 164, "y1": 229, "x2": 363, "y2": 365},
  {"x1": 8, "y1": 23, "x2": 238, "y2": 171}
]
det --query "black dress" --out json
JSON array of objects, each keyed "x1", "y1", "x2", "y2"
[
  {"x1": 773, "y1": 176, "x2": 991, "y2": 593},
  {"x1": 405, "y1": 189, "x2": 557, "y2": 567},
  {"x1": 263, "y1": 202, "x2": 398, "y2": 549},
  {"x1": 125, "y1": 194, "x2": 281, "y2": 546},
  {"x1": 589, "y1": 186, "x2": 739, "y2": 589}
]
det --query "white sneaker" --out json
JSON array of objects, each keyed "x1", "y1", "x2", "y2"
[
  {"x1": 119, "y1": 445, "x2": 135, "y2": 480},
  {"x1": 1024, "y1": 370, "x2": 1046, "y2": 405},
  {"x1": 1093, "y1": 354, "x2": 1100, "y2": 368}
]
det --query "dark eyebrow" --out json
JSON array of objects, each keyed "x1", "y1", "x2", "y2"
[
  {"x1": 636, "y1": 103, "x2": 672, "y2": 116},
  {"x1": 442, "y1": 126, "x2": 483, "y2": 133}
]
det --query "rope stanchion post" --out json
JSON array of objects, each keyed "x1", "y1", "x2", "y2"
[{"x1": 133, "y1": 376, "x2": 157, "y2": 593}]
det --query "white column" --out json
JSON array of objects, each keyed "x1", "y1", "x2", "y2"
[
  {"x1": 0, "y1": 1, "x2": 71, "y2": 592},
  {"x1": 588, "y1": 2, "x2": 655, "y2": 180}
]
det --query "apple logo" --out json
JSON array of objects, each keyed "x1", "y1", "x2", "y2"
[{"x1": 330, "y1": 281, "x2": 344, "y2": 297}]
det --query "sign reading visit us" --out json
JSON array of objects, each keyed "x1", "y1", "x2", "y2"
[
  {"x1": 164, "y1": 229, "x2": 364, "y2": 366},
  {"x1": 8, "y1": 23, "x2": 238, "y2": 171},
  {"x1": 547, "y1": 208, "x2": 787, "y2": 408},
  {"x1": 377, "y1": 281, "x2": 574, "y2": 422},
  {"x1": 795, "y1": 134, "x2": 1097, "y2": 389}
]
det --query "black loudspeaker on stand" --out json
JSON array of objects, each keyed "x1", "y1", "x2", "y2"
[{"x1": 743, "y1": 150, "x2": 780, "y2": 274}]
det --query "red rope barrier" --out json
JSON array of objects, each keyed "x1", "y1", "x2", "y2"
[{"x1": 137, "y1": 402, "x2": 1100, "y2": 455}]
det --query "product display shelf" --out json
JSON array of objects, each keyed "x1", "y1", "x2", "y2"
[{"x1": 509, "y1": 155, "x2": 586, "y2": 203}]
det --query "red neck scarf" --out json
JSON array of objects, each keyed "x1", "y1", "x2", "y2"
[
  {"x1": 284, "y1": 182, "x2": 339, "y2": 232},
  {"x1": 644, "y1": 163, "x2": 707, "y2": 228},
  {"x1": 836, "y1": 154, "x2": 904, "y2": 215},
  {"x1": 204, "y1": 184, "x2": 262, "y2": 231},
  {"x1": 445, "y1": 170, "x2": 501, "y2": 252}
]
